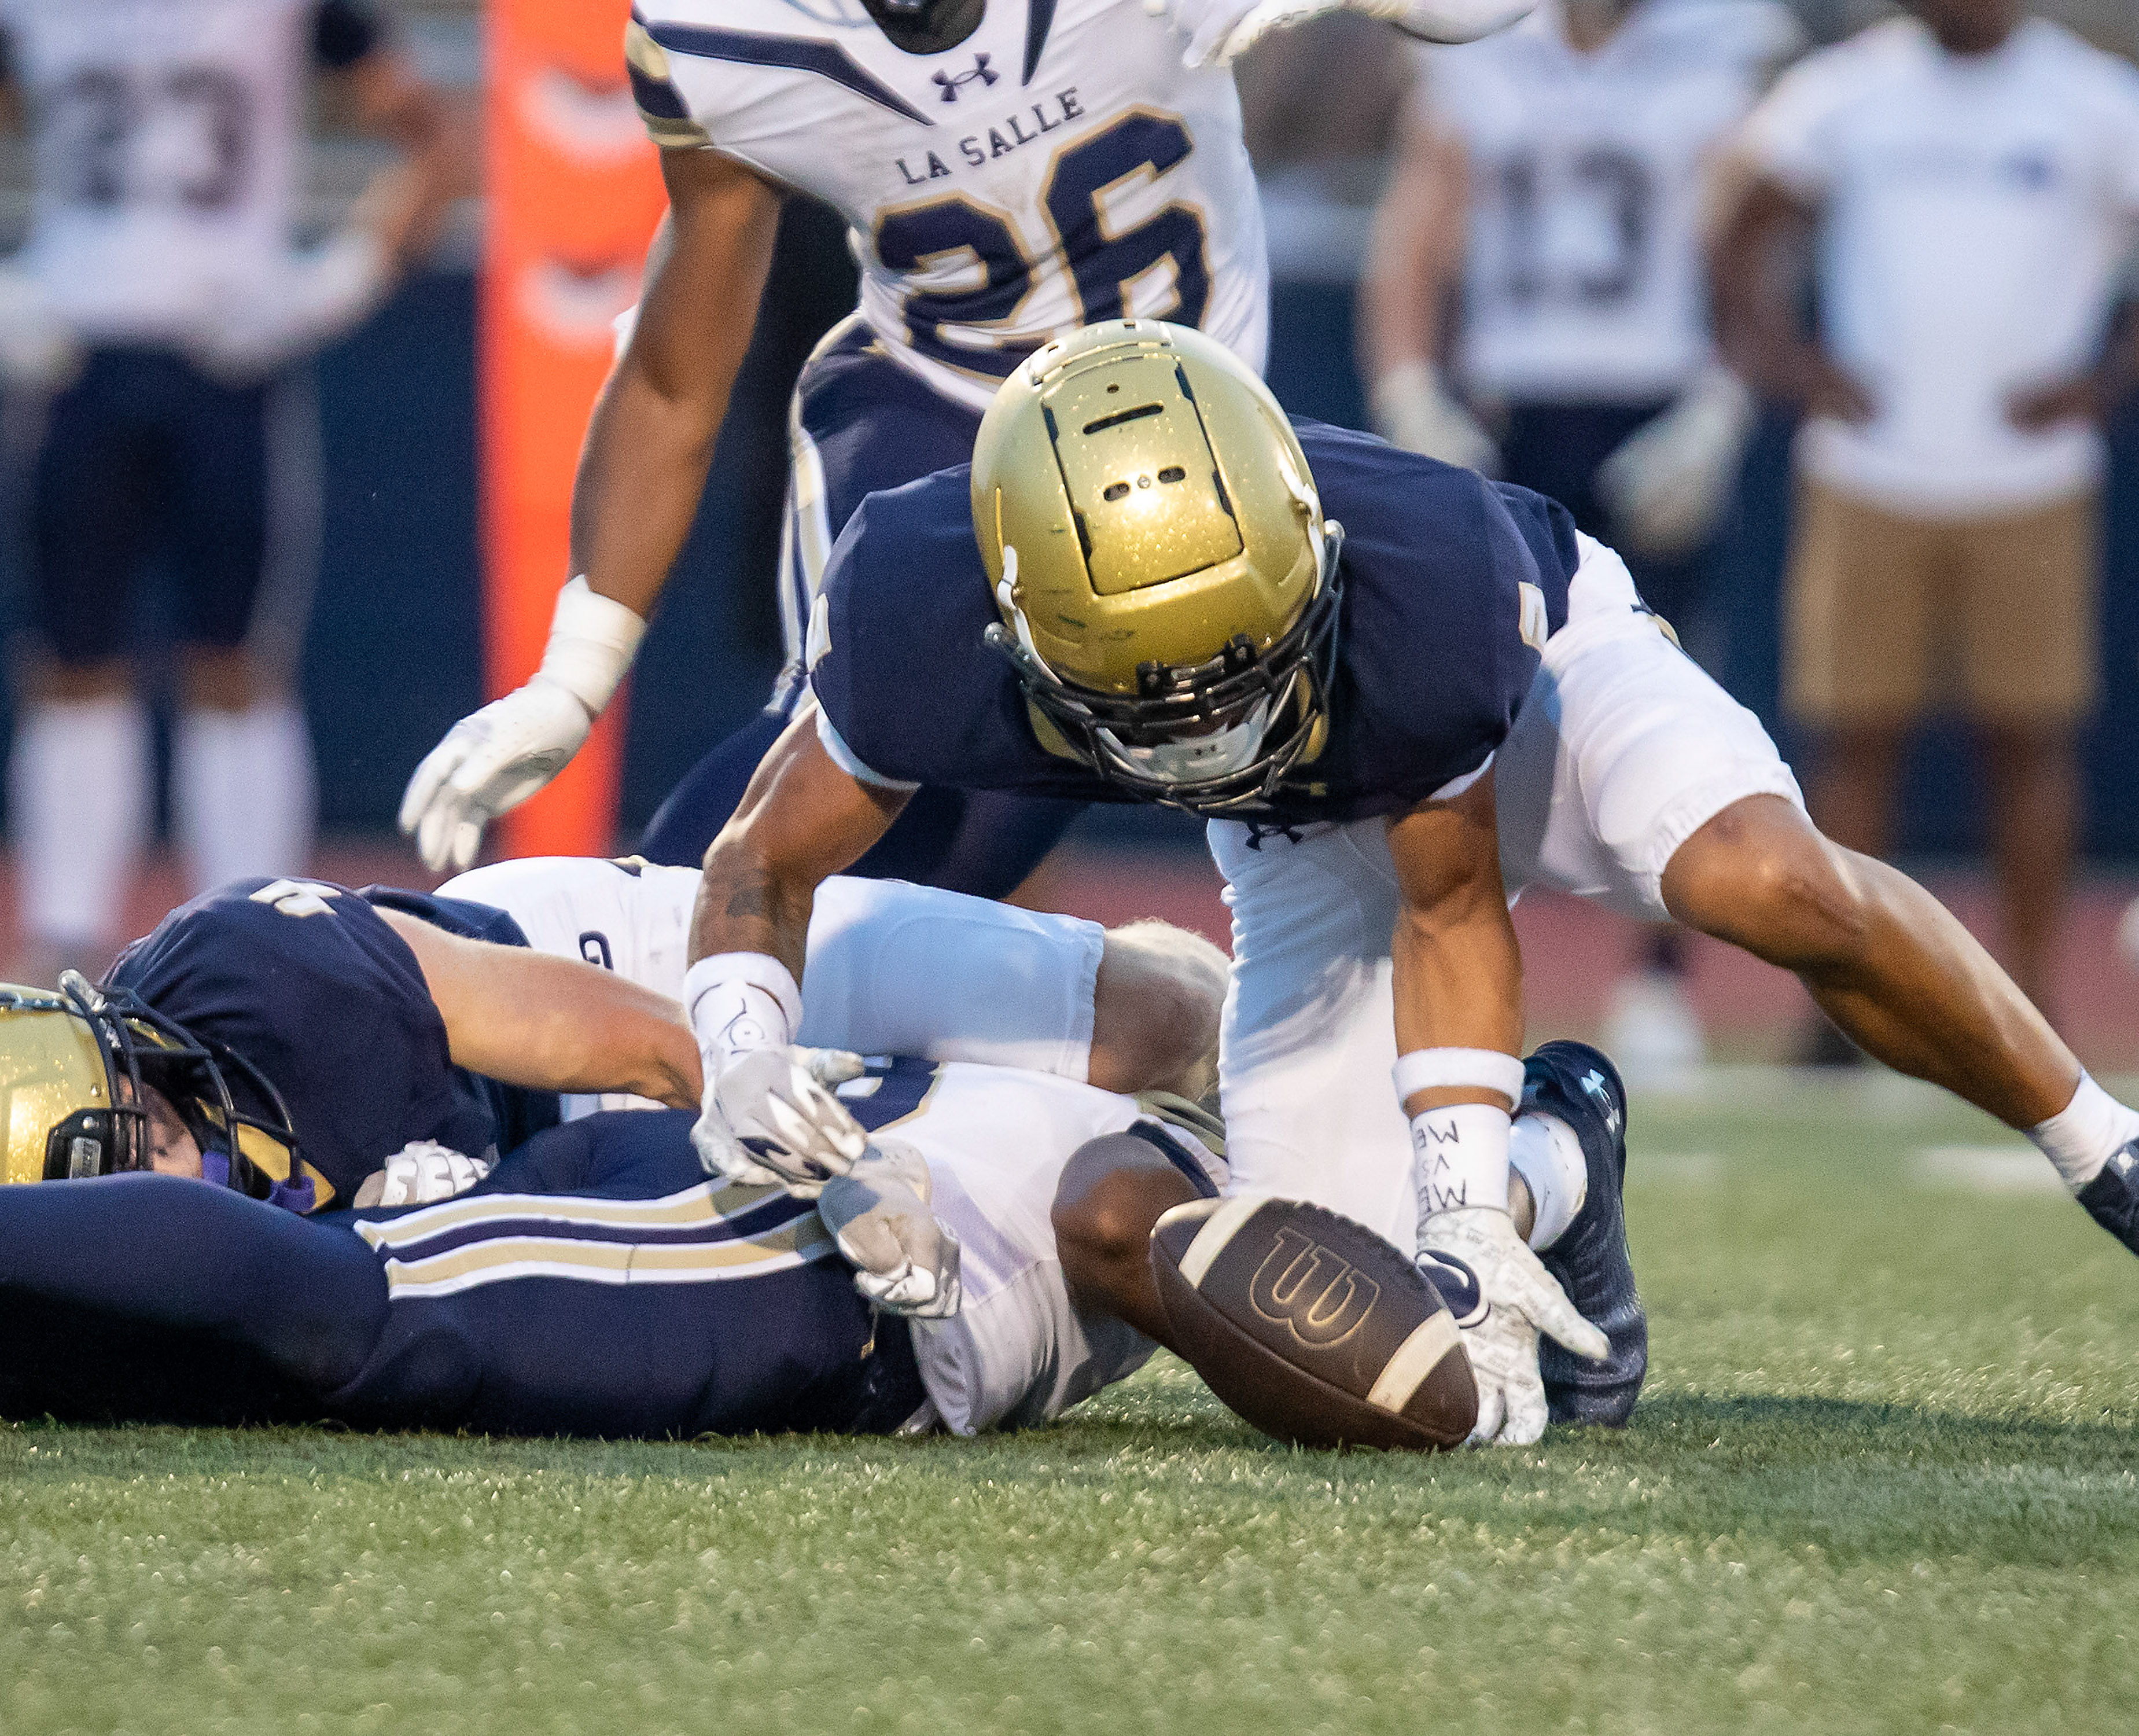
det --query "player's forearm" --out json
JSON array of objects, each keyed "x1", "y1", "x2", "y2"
[
  {"x1": 1709, "y1": 175, "x2": 1826, "y2": 410},
  {"x1": 1358, "y1": 128, "x2": 1468, "y2": 380},
  {"x1": 686, "y1": 716, "x2": 910, "y2": 977},
  {"x1": 572, "y1": 151, "x2": 782, "y2": 620},
  {"x1": 569, "y1": 364, "x2": 734, "y2": 620},
  {"x1": 1390, "y1": 892, "x2": 1525, "y2": 1109}
]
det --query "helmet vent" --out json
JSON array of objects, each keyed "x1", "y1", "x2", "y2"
[
  {"x1": 1158, "y1": 466, "x2": 1186, "y2": 484},
  {"x1": 1082, "y1": 402, "x2": 1163, "y2": 436}
]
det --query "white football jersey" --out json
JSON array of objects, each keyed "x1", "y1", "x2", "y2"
[
  {"x1": 871, "y1": 1063, "x2": 1224, "y2": 1436},
  {"x1": 0, "y1": 0, "x2": 318, "y2": 343},
  {"x1": 1424, "y1": 0, "x2": 1801, "y2": 402},
  {"x1": 628, "y1": 0, "x2": 1271, "y2": 409},
  {"x1": 1740, "y1": 17, "x2": 2139, "y2": 516}
]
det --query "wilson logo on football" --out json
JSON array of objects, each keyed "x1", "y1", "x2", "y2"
[{"x1": 1249, "y1": 1229, "x2": 1380, "y2": 1346}]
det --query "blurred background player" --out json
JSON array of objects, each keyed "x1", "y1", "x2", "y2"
[
  {"x1": 1360, "y1": 0, "x2": 1801, "y2": 1077},
  {"x1": 1714, "y1": 0, "x2": 2139, "y2": 1049},
  {"x1": 0, "y1": 0, "x2": 465, "y2": 983}
]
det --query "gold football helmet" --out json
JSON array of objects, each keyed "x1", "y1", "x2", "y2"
[
  {"x1": 973, "y1": 318, "x2": 1342, "y2": 814},
  {"x1": 0, "y1": 973, "x2": 306, "y2": 1201}
]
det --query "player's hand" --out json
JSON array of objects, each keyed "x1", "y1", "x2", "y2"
[
  {"x1": 692, "y1": 1045, "x2": 870, "y2": 1197},
  {"x1": 1370, "y1": 360, "x2": 1501, "y2": 475},
  {"x1": 399, "y1": 676, "x2": 593, "y2": 872},
  {"x1": 0, "y1": 265, "x2": 80, "y2": 391},
  {"x1": 1149, "y1": 0, "x2": 1533, "y2": 68},
  {"x1": 818, "y1": 1139, "x2": 962, "y2": 1319},
  {"x1": 1595, "y1": 367, "x2": 1755, "y2": 560},
  {"x1": 362, "y1": 1140, "x2": 494, "y2": 1209},
  {"x1": 1419, "y1": 1206, "x2": 1608, "y2": 1446}
]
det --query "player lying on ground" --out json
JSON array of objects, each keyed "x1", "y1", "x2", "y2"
[
  {"x1": 673, "y1": 317, "x2": 2139, "y2": 1447},
  {"x1": 402, "y1": 0, "x2": 1537, "y2": 895},
  {"x1": 0, "y1": 1039, "x2": 1624, "y2": 1448},
  {"x1": 48, "y1": 864, "x2": 1227, "y2": 1211},
  {"x1": 0, "y1": 899, "x2": 1640, "y2": 1443}
]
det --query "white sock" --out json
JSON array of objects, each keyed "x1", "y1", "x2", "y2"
[
  {"x1": 8, "y1": 694, "x2": 150, "y2": 957},
  {"x1": 1510, "y1": 1110, "x2": 1588, "y2": 1251},
  {"x1": 2027, "y1": 1073, "x2": 2139, "y2": 1191},
  {"x1": 173, "y1": 700, "x2": 316, "y2": 893}
]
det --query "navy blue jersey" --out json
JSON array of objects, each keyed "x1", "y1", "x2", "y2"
[
  {"x1": 0, "y1": 1107, "x2": 924, "y2": 1439},
  {"x1": 811, "y1": 420, "x2": 1581, "y2": 826},
  {"x1": 106, "y1": 878, "x2": 559, "y2": 1209}
]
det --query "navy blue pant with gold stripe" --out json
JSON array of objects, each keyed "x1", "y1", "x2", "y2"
[{"x1": 0, "y1": 1110, "x2": 922, "y2": 1437}]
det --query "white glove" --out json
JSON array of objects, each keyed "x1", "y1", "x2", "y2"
[
  {"x1": 373, "y1": 1140, "x2": 493, "y2": 1208},
  {"x1": 1419, "y1": 1206, "x2": 1608, "y2": 1447},
  {"x1": 0, "y1": 266, "x2": 80, "y2": 391},
  {"x1": 1148, "y1": 0, "x2": 1533, "y2": 67},
  {"x1": 1595, "y1": 367, "x2": 1756, "y2": 561},
  {"x1": 1371, "y1": 360, "x2": 1500, "y2": 475},
  {"x1": 691, "y1": 1044, "x2": 870, "y2": 1197},
  {"x1": 400, "y1": 576, "x2": 648, "y2": 871},
  {"x1": 818, "y1": 1139, "x2": 962, "y2": 1319},
  {"x1": 400, "y1": 675, "x2": 592, "y2": 873}
]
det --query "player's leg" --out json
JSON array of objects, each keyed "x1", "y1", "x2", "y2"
[
  {"x1": 168, "y1": 361, "x2": 318, "y2": 892},
  {"x1": 1500, "y1": 539, "x2": 2139, "y2": 1244},
  {"x1": 9, "y1": 351, "x2": 154, "y2": 980},
  {"x1": 1956, "y1": 492, "x2": 2098, "y2": 1020},
  {"x1": 439, "y1": 855, "x2": 1223, "y2": 1096},
  {"x1": 0, "y1": 1171, "x2": 387, "y2": 1395}
]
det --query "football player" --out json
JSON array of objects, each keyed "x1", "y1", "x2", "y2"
[
  {"x1": 0, "y1": 0, "x2": 466, "y2": 983},
  {"x1": 668, "y1": 317, "x2": 2139, "y2": 1445},
  {"x1": 1360, "y1": 0, "x2": 1801, "y2": 1075},
  {"x1": 0, "y1": 1027, "x2": 1628, "y2": 1446},
  {"x1": 0, "y1": 1057, "x2": 1231, "y2": 1440},
  {"x1": 399, "y1": 0, "x2": 1536, "y2": 893},
  {"x1": 27, "y1": 866, "x2": 1228, "y2": 1212}
]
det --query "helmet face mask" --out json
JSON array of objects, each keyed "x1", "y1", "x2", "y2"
[
  {"x1": 1, "y1": 973, "x2": 303, "y2": 1200},
  {"x1": 986, "y1": 521, "x2": 1345, "y2": 815},
  {"x1": 974, "y1": 319, "x2": 1344, "y2": 817}
]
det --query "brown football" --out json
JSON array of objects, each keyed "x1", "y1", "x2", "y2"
[{"x1": 1150, "y1": 1196, "x2": 1477, "y2": 1450}]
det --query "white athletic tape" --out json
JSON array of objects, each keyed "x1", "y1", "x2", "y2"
[
  {"x1": 1365, "y1": 1312, "x2": 1462, "y2": 1415},
  {"x1": 1392, "y1": 1047, "x2": 1526, "y2": 1105},
  {"x1": 1172, "y1": 1194, "x2": 1268, "y2": 1289}
]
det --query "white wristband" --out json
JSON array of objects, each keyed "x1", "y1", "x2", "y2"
[
  {"x1": 1393, "y1": 1047, "x2": 1526, "y2": 1107},
  {"x1": 1413, "y1": 1102, "x2": 1513, "y2": 1218},
  {"x1": 683, "y1": 952, "x2": 803, "y2": 1069},
  {"x1": 539, "y1": 576, "x2": 648, "y2": 718}
]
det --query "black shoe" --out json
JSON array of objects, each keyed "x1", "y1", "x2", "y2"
[
  {"x1": 1525, "y1": 1040, "x2": 1648, "y2": 1428},
  {"x1": 2078, "y1": 1141, "x2": 2139, "y2": 1248}
]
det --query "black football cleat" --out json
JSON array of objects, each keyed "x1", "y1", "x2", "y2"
[
  {"x1": 1523, "y1": 1040, "x2": 1648, "y2": 1428},
  {"x1": 2077, "y1": 1141, "x2": 2139, "y2": 1249}
]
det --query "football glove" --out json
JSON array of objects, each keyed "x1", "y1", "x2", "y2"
[
  {"x1": 373, "y1": 1141, "x2": 494, "y2": 1208},
  {"x1": 1594, "y1": 367, "x2": 1755, "y2": 561},
  {"x1": 692, "y1": 1044, "x2": 870, "y2": 1197},
  {"x1": 400, "y1": 676, "x2": 592, "y2": 872},
  {"x1": 818, "y1": 1139, "x2": 962, "y2": 1319},
  {"x1": 1370, "y1": 360, "x2": 1501, "y2": 476},
  {"x1": 1419, "y1": 1206, "x2": 1609, "y2": 1446},
  {"x1": 1150, "y1": 0, "x2": 1534, "y2": 67}
]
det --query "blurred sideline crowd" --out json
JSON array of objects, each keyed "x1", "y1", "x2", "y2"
[{"x1": 0, "y1": 0, "x2": 2133, "y2": 1079}]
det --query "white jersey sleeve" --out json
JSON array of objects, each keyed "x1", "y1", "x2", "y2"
[
  {"x1": 872, "y1": 1064, "x2": 1226, "y2": 1435},
  {"x1": 623, "y1": 0, "x2": 1269, "y2": 408}
]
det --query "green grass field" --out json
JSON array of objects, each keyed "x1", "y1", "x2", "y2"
[{"x1": 7, "y1": 1076, "x2": 2139, "y2": 1735}]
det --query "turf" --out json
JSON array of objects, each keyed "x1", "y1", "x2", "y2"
[{"x1": 6, "y1": 1077, "x2": 2139, "y2": 1735}]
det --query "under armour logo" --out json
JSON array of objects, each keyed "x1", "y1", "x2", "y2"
[
  {"x1": 1250, "y1": 1229, "x2": 1380, "y2": 1347},
  {"x1": 1581, "y1": 1068, "x2": 1621, "y2": 1136},
  {"x1": 932, "y1": 52, "x2": 997, "y2": 101}
]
